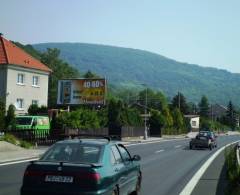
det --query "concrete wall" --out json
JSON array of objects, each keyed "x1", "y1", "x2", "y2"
[
  {"x1": 0, "y1": 65, "x2": 7, "y2": 103},
  {"x1": 6, "y1": 65, "x2": 49, "y2": 114}
]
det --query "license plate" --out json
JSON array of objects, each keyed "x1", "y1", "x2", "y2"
[{"x1": 45, "y1": 175, "x2": 73, "y2": 183}]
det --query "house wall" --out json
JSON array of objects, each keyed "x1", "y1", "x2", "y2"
[
  {"x1": 190, "y1": 117, "x2": 200, "y2": 131},
  {"x1": 0, "y1": 65, "x2": 7, "y2": 103},
  {"x1": 5, "y1": 65, "x2": 49, "y2": 114}
]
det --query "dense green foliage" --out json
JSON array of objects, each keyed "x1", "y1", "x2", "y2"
[
  {"x1": 0, "y1": 99, "x2": 5, "y2": 130},
  {"x1": 149, "y1": 110, "x2": 165, "y2": 136},
  {"x1": 171, "y1": 93, "x2": 190, "y2": 114},
  {"x1": 172, "y1": 108, "x2": 185, "y2": 133},
  {"x1": 225, "y1": 146, "x2": 240, "y2": 194},
  {"x1": 41, "y1": 48, "x2": 80, "y2": 107},
  {"x1": 55, "y1": 109, "x2": 101, "y2": 130},
  {"x1": 198, "y1": 96, "x2": 210, "y2": 118},
  {"x1": 33, "y1": 42, "x2": 240, "y2": 106},
  {"x1": 28, "y1": 105, "x2": 48, "y2": 115},
  {"x1": 226, "y1": 101, "x2": 238, "y2": 130},
  {"x1": 5, "y1": 105, "x2": 16, "y2": 130}
]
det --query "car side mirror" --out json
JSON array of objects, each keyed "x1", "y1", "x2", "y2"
[{"x1": 132, "y1": 155, "x2": 141, "y2": 161}]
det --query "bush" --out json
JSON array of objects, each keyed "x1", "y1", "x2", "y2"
[
  {"x1": 5, "y1": 104, "x2": 16, "y2": 130},
  {"x1": 55, "y1": 108, "x2": 101, "y2": 130},
  {"x1": 19, "y1": 140, "x2": 32, "y2": 149},
  {"x1": 1, "y1": 133, "x2": 32, "y2": 149},
  {"x1": 2, "y1": 133, "x2": 18, "y2": 145}
]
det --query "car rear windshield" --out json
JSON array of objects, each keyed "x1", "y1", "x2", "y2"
[
  {"x1": 40, "y1": 142, "x2": 102, "y2": 164},
  {"x1": 16, "y1": 117, "x2": 33, "y2": 125}
]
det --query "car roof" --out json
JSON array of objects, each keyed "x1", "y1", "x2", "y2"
[{"x1": 56, "y1": 138, "x2": 119, "y2": 146}]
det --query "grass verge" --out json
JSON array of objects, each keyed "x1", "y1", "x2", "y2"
[{"x1": 0, "y1": 133, "x2": 32, "y2": 149}]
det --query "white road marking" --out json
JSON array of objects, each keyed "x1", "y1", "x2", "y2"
[
  {"x1": 125, "y1": 138, "x2": 189, "y2": 147},
  {"x1": 179, "y1": 140, "x2": 240, "y2": 195},
  {"x1": 0, "y1": 158, "x2": 39, "y2": 167},
  {"x1": 155, "y1": 149, "x2": 164, "y2": 153},
  {"x1": 175, "y1": 145, "x2": 182, "y2": 148}
]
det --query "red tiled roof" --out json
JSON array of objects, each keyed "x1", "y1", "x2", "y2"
[{"x1": 0, "y1": 35, "x2": 52, "y2": 73}]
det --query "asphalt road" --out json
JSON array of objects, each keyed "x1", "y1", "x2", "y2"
[{"x1": 0, "y1": 135, "x2": 240, "y2": 195}]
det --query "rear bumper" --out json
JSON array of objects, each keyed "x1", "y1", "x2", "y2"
[{"x1": 21, "y1": 186, "x2": 112, "y2": 195}]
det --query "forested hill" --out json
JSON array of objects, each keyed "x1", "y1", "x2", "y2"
[{"x1": 33, "y1": 42, "x2": 240, "y2": 106}]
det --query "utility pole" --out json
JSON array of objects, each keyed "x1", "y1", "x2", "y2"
[
  {"x1": 178, "y1": 92, "x2": 181, "y2": 110},
  {"x1": 144, "y1": 87, "x2": 148, "y2": 140}
]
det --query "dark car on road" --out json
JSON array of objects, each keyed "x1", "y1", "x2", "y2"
[
  {"x1": 21, "y1": 138, "x2": 142, "y2": 195},
  {"x1": 189, "y1": 131, "x2": 217, "y2": 150}
]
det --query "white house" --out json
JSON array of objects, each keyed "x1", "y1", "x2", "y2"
[
  {"x1": 0, "y1": 35, "x2": 52, "y2": 114},
  {"x1": 184, "y1": 115, "x2": 200, "y2": 132}
]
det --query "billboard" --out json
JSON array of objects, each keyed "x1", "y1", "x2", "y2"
[{"x1": 57, "y1": 78, "x2": 107, "y2": 105}]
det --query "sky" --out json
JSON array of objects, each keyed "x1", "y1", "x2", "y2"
[{"x1": 1, "y1": 0, "x2": 240, "y2": 73}]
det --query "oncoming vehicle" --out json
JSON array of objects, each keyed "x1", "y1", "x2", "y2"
[
  {"x1": 189, "y1": 131, "x2": 217, "y2": 150},
  {"x1": 16, "y1": 116, "x2": 50, "y2": 132},
  {"x1": 21, "y1": 138, "x2": 142, "y2": 195}
]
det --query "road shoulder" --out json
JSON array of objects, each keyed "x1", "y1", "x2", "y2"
[{"x1": 191, "y1": 149, "x2": 228, "y2": 195}]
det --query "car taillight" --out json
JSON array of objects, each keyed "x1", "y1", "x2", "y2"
[
  {"x1": 24, "y1": 170, "x2": 44, "y2": 177},
  {"x1": 75, "y1": 172, "x2": 101, "y2": 182}
]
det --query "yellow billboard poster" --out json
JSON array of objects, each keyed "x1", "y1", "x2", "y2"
[{"x1": 57, "y1": 78, "x2": 106, "y2": 105}]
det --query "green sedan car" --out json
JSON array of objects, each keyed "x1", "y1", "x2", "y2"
[{"x1": 21, "y1": 138, "x2": 142, "y2": 195}]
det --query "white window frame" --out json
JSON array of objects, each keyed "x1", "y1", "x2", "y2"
[
  {"x1": 17, "y1": 73, "x2": 25, "y2": 85},
  {"x1": 16, "y1": 98, "x2": 24, "y2": 110},
  {"x1": 32, "y1": 76, "x2": 40, "y2": 87}
]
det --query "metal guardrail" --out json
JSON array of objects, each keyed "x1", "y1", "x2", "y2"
[{"x1": 236, "y1": 142, "x2": 240, "y2": 166}]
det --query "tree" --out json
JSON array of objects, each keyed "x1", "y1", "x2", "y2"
[
  {"x1": 83, "y1": 70, "x2": 99, "y2": 78},
  {"x1": 171, "y1": 92, "x2": 189, "y2": 114},
  {"x1": 198, "y1": 95, "x2": 209, "y2": 117},
  {"x1": 108, "y1": 98, "x2": 124, "y2": 133},
  {"x1": 40, "y1": 48, "x2": 80, "y2": 107},
  {"x1": 138, "y1": 89, "x2": 168, "y2": 111},
  {"x1": 28, "y1": 105, "x2": 48, "y2": 115},
  {"x1": 28, "y1": 104, "x2": 39, "y2": 115},
  {"x1": 149, "y1": 110, "x2": 165, "y2": 137},
  {"x1": 172, "y1": 108, "x2": 185, "y2": 133},
  {"x1": 55, "y1": 109, "x2": 100, "y2": 130},
  {"x1": 162, "y1": 108, "x2": 173, "y2": 128},
  {"x1": 5, "y1": 104, "x2": 16, "y2": 130},
  {"x1": 226, "y1": 101, "x2": 237, "y2": 130},
  {"x1": 0, "y1": 99, "x2": 5, "y2": 130}
]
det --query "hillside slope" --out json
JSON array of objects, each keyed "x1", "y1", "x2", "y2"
[{"x1": 33, "y1": 43, "x2": 240, "y2": 105}]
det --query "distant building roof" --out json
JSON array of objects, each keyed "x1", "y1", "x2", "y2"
[
  {"x1": 0, "y1": 35, "x2": 52, "y2": 72},
  {"x1": 184, "y1": 115, "x2": 200, "y2": 118}
]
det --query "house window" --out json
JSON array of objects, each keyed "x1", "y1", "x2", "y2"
[
  {"x1": 32, "y1": 76, "x2": 39, "y2": 86},
  {"x1": 32, "y1": 100, "x2": 39, "y2": 105},
  {"x1": 17, "y1": 74, "x2": 24, "y2": 84},
  {"x1": 16, "y1": 98, "x2": 24, "y2": 109},
  {"x1": 192, "y1": 121, "x2": 197, "y2": 127}
]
